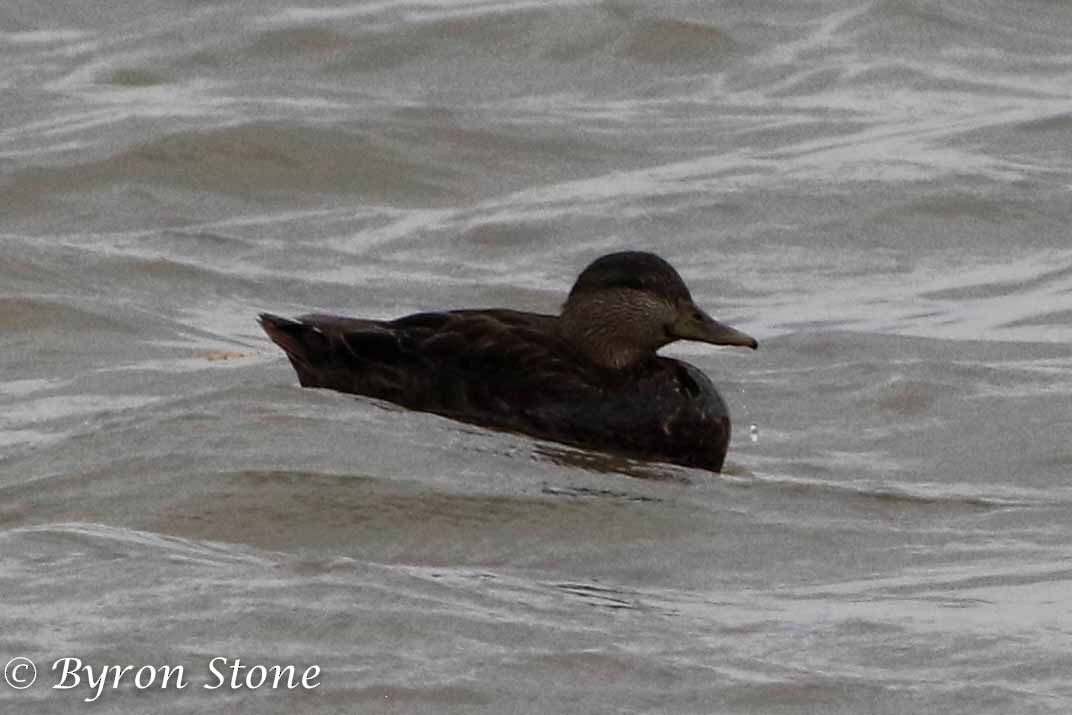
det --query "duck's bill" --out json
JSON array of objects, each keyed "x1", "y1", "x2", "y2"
[{"x1": 673, "y1": 308, "x2": 758, "y2": 350}]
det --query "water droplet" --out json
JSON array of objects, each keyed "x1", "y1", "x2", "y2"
[{"x1": 749, "y1": 423, "x2": 759, "y2": 442}]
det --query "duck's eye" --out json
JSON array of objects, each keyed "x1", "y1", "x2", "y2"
[{"x1": 692, "y1": 310, "x2": 703, "y2": 321}]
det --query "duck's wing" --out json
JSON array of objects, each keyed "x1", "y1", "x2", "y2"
[{"x1": 259, "y1": 310, "x2": 603, "y2": 425}]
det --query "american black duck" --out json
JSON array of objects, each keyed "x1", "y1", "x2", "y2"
[{"x1": 259, "y1": 251, "x2": 757, "y2": 472}]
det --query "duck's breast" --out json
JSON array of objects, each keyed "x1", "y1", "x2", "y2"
[{"x1": 525, "y1": 359, "x2": 731, "y2": 472}]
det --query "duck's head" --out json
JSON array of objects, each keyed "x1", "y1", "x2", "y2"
[{"x1": 559, "y1": 251, "x2": 757, "y2": 369}]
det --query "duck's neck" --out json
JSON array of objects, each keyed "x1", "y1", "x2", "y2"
[{"x1": 558, "y1": 297, "x2": 660, "y2": 371}]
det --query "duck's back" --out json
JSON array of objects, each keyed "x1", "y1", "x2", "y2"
[{"x1": 259, "y1": 310, "x2": 731, "y2": 471}]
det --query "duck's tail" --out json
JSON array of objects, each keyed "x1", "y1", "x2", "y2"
[{"x1": 258, "y1": 313, "x2": 330, "y2": 386}]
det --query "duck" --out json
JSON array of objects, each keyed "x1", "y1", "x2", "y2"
[{"x1": 258, "y1": 251, "x2": 757, "y2": 472}]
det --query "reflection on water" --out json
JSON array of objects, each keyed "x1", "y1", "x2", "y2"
[{"x1": 533, "y1": 443, "x2": 691, "y2": 483}]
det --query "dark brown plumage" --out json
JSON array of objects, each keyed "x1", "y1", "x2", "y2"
[{"x1": 259, "y1": 251, "x2": 757, "y2": 472}]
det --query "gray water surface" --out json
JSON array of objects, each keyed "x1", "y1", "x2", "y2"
[{"x1": 3, "y1": 1, "x2": 1072, "y2": 713}]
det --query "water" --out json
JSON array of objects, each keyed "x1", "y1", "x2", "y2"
[{"x1": 2, "y1": 1, "x2": 1072, "y2": 712}]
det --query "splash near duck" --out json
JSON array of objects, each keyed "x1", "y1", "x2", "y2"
[{"x1": 259, "y1": 251, "x2": 757, "y2": 472}]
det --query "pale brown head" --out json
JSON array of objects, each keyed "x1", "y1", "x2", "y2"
[{"x1": 559, "y1": 251, "x2": 757, "y2": 369}]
